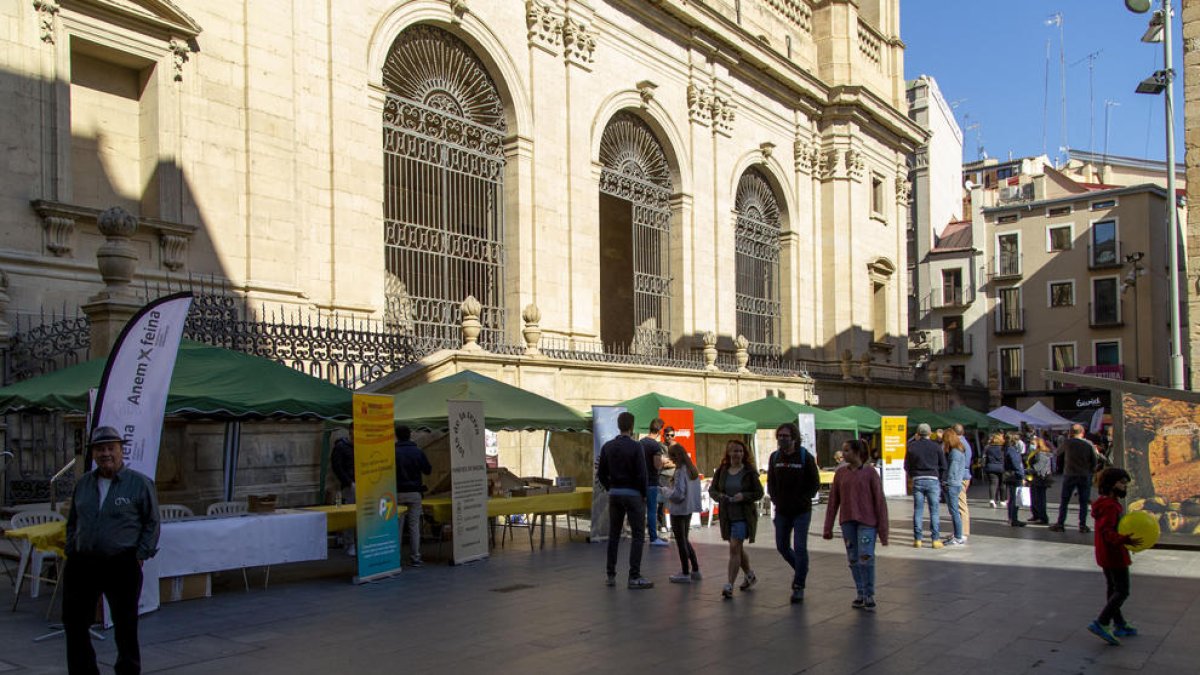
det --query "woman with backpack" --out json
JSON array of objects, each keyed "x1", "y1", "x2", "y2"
[
  {"x1": 1026, "y1": 437, "x2": 1054, "y2": 525},
  {"x1": 982, "y1": 433, "x2": 1007, "y2": 508},
  {"x1": 665, "y1": 443, "x2": 702, "y2": 584}
]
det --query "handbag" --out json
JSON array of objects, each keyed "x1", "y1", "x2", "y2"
[{"x1": 1016, "y1": 486, "x2": 1032, "y2": 508}]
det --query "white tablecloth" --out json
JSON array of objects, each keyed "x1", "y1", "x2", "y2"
[{"x1": 137, "y1": 509, "x2": 327, "y2": 614}]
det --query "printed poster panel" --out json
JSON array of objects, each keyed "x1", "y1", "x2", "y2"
[
  {"x1": 796, "y1": 413, "x2": 817, "y2": 460},
  {"x1": 659, "y1": 408, "x2": 695, "y2": 464},
  {"x1": 353, "y1": 393, "x2": 402, "y2": 582},
  {"x1": 1121, "y1": 392, "x2": 1200, "y2": 545},
  {"x1": 591, "y1": 406, "x2": 625, "y2": 542},
  {"x1": 449, "y1": 400, "x2": 489, "y2": 564},
  {"x1": 880, "y1": 416, "x2": 908, "y2": 497}
]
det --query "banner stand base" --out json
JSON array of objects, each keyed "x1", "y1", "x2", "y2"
[
  {"x1": 353, "y1": 569, "x2": 402, "y2": 585},
  {"x1": 450, "y1": 555, "x2": 489, "y2": 566}
]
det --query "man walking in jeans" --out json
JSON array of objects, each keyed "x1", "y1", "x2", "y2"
[
  {"x1": 767, "y1": 422, "x2": 820, "y2": 604},
  {"x1": 1050, "y1": 424, "x2": 1100, "y2": 533},
  {"x1": 597, "y1": 411, "x2": 654, "y2": 589},
  {"x1": 640, "y1": 417, "x2": 669, "y2": 547},
  {"x1": 905, "y1": 423, "x2": 947, "y2": 548}
]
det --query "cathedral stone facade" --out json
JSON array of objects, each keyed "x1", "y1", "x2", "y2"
[{"x1": 1, "y1": 0, "x2": 943, "y2": 506}]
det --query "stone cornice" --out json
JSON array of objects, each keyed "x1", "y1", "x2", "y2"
[
  {"x1": 823, "y1": 85, "x2": 927, "y2": 153},
  {"x1": 31, "y1": 199, "x2": 196, "y2": 270},
  {"x1": 63, "y1": 0, "x2": 202, "y2": 39}
]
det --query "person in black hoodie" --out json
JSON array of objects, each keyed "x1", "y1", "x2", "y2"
[
  {"x1": 904, "y1": 423, "x2": 947, "y2": 548},
  {"x1": 394, "y1": 425, "x2": 432, "y2": 567},
  {"x1": 982, "y1": 433, "x2": 1006, "y2": 508},
  {"x1": 767, "y1": 422, "x2": 820, "y2": 604}
]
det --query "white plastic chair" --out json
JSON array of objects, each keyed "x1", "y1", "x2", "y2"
[
  {"x1": 206, "y1": 501, "x2": 248, "y2": 516},
  {"x1": 158, "y1": 504, "x2": 194, "y2": 521},
  {"x1": 10, "y1": 510, "x2": 65, "y2": 599}
]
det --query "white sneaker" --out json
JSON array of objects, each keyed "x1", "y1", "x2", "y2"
[{"x1": 989, "y1": 500, "x2": 996, "y2": 508}]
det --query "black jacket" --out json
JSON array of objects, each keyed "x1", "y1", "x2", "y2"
[
  {"x1": 331, "y1": 438, "x2": 355, "y2": 486},
  {"x1": 904, "y1": 437, "x2": 947, "y2": 482},
  {"x1": 982, "y1": 444, "x2": 1005, "y2": 474},
  {"x1": 394, "y1": 440, "x2": 432, "y2": 493},
  {"x1": 597, "y1": 435, "x2": 648, "y2": 497}
]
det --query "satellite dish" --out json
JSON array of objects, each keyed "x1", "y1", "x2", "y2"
[{"x1": 1126, "y1": 0, "x2": 1151, "y2": 12}]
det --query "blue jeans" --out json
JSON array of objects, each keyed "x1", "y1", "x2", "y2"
[
  {"x1": 606, "y1": 494, "x2": 646, "y2": 579},
  {"x1": 945, "y1": 482, "x2": 963, "y2": 540},
  {"x1": 774, "y1": 511, "x2": 813, "y2": 590},
  {"x1": 645, "y1": 487, "x2": 661, "y2": 541},
  {"x1": 841, "y1": 521, "x2": 877, "y2": 598},
  {"x1": 1056, "y1": 475, "x2": 1092, "y2": 528},
  {"x1": 912, "y1": 477, "x2": 940, "y2": 541}
]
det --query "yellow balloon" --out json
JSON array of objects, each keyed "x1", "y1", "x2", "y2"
[{"x1": 1118, "y1": 510, "x2": 1161, "y2": 552}]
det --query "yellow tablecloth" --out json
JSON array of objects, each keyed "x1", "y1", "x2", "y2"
[
  {"x1": 422, "y1": 488, "x2": 592, "y2": 523},
  {"x1": 4, "y1": 521, "x2": 66, "y2": 557},
  {"x1": 302, "y1": 504, "x2": 407, "y2": 533}
]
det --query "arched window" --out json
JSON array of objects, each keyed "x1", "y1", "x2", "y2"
[
  {"x1": 597, "y1": 112, "x2": 673, "y2": 353},
  {"x1": 734, "y1": 169, "x2": 782, "y2": 355},
  {"x1": 382, "y1": 25, "x2": 507, "y2": 344}
]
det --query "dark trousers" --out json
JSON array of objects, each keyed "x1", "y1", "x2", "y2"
[
  {"x1": 669, "y1": 515, "x2": 698, "y2": 574},
  {"x1": 64, "y1": 552, "x2": 143, "y2": 675},
  {"x1": 606, "y1": 494, "x2": 646, "y2": 579},
  {"x1": 1006, "y1": 483, "x2": 1022, "y2": 524},
  {"x1": 1030, "y1": 480, "x2": 1050, "y2": 522},
  {"x1": 985, "y1": 472, "x2": 1005, "y2": 502},
  {"x1": 1056, "y1": 475, "x2": 1092, "y2": 527},
  {"x1": 1098, "y1": 566, "x2": 1131, "y2": 626},
  {"x1": 773, "y1": 510, "x2": 813, "y2": 590}
]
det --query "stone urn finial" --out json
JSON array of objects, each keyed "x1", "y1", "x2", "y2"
[
  {"x1": 95, "y1": 206, "x2": 139, "y2": 296},
  {"x1": 734, "y1": 334, "x2": 750, "y2": 373},
  {"x1": 840, "y1": 349, "x2": 853, "y2": 381},
  {"x1": 521, "y1": 303, "x2": 542, "y2": 356},
  {"x1": 459, "y1": 295, "x2": 484, "y2": 352},
  {"x1": 702, "y1": 331, "x2": 718, "y2": 371},
  {"x1": 859, "y1": 352, "x2": 872, "y2": 382}
]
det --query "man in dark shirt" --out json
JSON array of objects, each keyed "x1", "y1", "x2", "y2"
[
  {"x1": 1050, "y1": 424, "x2": 1100, "y2": 533},
  {"x1": 330, "y1": 429, "x2": 356, "y2": 555},
  {"x1": 767, "y1": 422, "x2": 820, "y2": 603},
  {"x1": 64, "y1": 426, "x2": 161, "y2": 675},
  {"x1": 394, "y1": 425, "x2": 433, "y2": 566},
  {"x1": 598, "y1": 411, "x2": 653, "y2": 589},
  {"x1": 904, "y1": 423, "x2": 947, "y2": 549},
  {"x1": 639, "y1": 417, "x2": 668, "y2": 547}
]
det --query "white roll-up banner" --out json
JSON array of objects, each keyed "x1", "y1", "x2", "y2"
[{"x1": 90, "y1": 292, "x2": 193, "y2": 479}]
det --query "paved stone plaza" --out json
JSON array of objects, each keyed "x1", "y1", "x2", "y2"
[{"x1": 3, "y1": 495, "x2": 1198, "y2": 675}]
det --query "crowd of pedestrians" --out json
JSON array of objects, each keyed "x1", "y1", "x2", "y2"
[{"x1": 597, "y1": 412, "x2": 1138, "y2": 646}]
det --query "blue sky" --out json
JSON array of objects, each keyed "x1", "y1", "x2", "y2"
[{"x1": 901, "y1": 1, "x2": 1184, "y2": 166}]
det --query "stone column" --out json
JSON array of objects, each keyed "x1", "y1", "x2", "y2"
[
  {"x1": 1183, "y1": 0, "x2": 1200, "y2": 387},
  {"x1": 82, "y1": 207, "x2": 143, "y2": 358}
]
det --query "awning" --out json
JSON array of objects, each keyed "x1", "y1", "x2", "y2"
[
  {"x1": 613, "y1": 392, "x2": 757, "y2": 435},
  {"x1": 721, "y1": 397, "x2": 859, "y2": 432},
  {"x1": 942, "y1": 405, "x2": 1018, "y2": 430},
  {"x1": 1023, "y1": 401, "x2": 1075, "y2": 430},
  {"x1": 905, "y1": 407, "x2": 956, "y2": 430},
  {"x1": 0, "y1": 340, "x2": 352, "y2": 420},
  {"x1": 987, "y1": 405, "x2": 1045, "y2": 429},
  {"x1": 829, "y1": 405, "x2": 883, "y2": 434},
  {"x1": 391, "y1": 370, "x2": 589, "y2": 432}
]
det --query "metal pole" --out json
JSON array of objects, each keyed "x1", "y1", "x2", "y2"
[{"x1": 1164, "y1": 0, "x2": 1185, "y2": 388}]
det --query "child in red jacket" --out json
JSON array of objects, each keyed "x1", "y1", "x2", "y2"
[{"x1": 1087, "y1": 468, "x2": 1140, "y2": 646}]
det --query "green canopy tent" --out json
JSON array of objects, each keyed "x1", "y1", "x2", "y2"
[
  {"x1": 612, "y1": 392, "x2": 757, "y2": 435},
  {"x1": 942, "y1": 405, "x2": 1017, "y2": 431},
  {"x1": 830, "y1": 405, "x2": 883, "y2": 435},
  {"x1": 0, "y1": 340, "x2": 353, "y2": 419},
  {"x1": 721, "y1": 397, "x2": 859, "y2": 432},
  {"x1": 389, "y1": 370, "x2": 589, "y2": 432},
  {"x1": 0, "y1": 340, "x2": 354, "y2": 500},
  {"x1": 905, "y1": 407, "x2": 957, "y2": 430}
]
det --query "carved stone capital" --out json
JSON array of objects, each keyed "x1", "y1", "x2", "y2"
[
  {"x1": 819, "y1": 149, "x2": 839, "y2": 180},
  {"x1": 845, "y1": 148, "x2": 865, "y2": 181},
  {"x1": 160, "y1": 233, "x2": 189, "y2": 271},
  {"x1": 637, "y1": 80, "x2": 657, "y2": 108},
  {"x1": 895, "y1": 165, "x2": 912, "y2": 206},
  {"x1": 42, "y1": 215, "x2": 75, "y2": 257},
  {"x1": 449, "y1": 0, "x2": 468, "y2": 21},
  {"x1": 169, "y1": 38, "x2": 191, "y2": 82},
  {"x1": 711, "y1": 94, "x2": 736, "y2": 136},
  {"x1": 759, "y1": 142, "x2": 775, "y2": 165},
  {"x1": 687, "y1": 84, "x2": 712, "y2": 126},
  {"x1": 525, "y1": 0, "x2": 562, "y2": 53},
  {"x1": 562, "y1": 17, "x2": 596, "y2": 68},
  {"x1": 794, "y1": 139, "x2": 821, "y2": 175},
  {"x1": 32, "y1": 0, "x2": 59, "y2": 44}
]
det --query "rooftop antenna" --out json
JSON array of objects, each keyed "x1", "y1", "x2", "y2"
[
  {"x1": 965, "y1": 121, "x2": 986, "y2": 161},
  {"x1": 1071, "y1": 49, "x2": 1104, "y2": 158},
  {"x1": 1047, "y1": 12, "x2": 1068, "y2": 166},
  {"x1": 1103, "y1": 99, "x2": 1120, "y2": 168}
]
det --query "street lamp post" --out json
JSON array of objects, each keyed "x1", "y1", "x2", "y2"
[
  {"x1": 1131, "y1": 0, "x2": 1185, "y2": 389},
  {"x1": 1123, "y1": 251, "x2": 1145, "y2": 380}
]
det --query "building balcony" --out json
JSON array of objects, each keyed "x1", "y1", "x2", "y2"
[
  {"x1": 988, "y1": 254, "x2": 1023, "y2": 280},
  {"x1": 1089, "y1": 241, "x2": 1123, "y2": 270},
  {"x1": 929, "y1": 288, "x2": 975, "y2": 310},
  {"x1": 994, "y1": 309, "x2": 1025, "y2": 335},
  {"x1": 931, "y1": 332, "x2": 973, "y2": 357},
  {"x1": 1089, "y1": 300, "x2": 1124, "y2": 328},
  {"x1": 1000, "y1": 369, "x2": 1026, "y2": 392}
]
